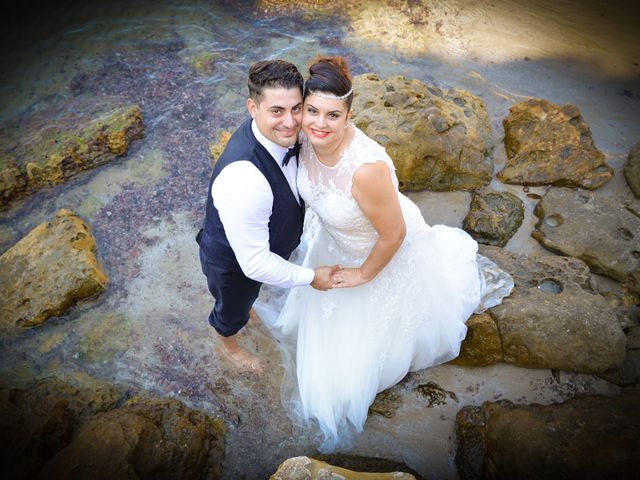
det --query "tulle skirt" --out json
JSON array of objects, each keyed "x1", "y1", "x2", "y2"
[{"x1": 269, "y1": 202, "x2": 513, "y2": 452}]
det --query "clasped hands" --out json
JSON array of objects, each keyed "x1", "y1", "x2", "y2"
[{"x1": 311, "y1": 265, "x2": 367, "y2": 291}]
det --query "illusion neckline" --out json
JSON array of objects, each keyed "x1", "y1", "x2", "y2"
[{"x1": 311, "y1": 124, "x2": 357, "y2": 170}]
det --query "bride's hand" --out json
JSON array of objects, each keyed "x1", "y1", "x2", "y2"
[{"x1": 331, "y1": 268, "x2": 368, "y2": 288}]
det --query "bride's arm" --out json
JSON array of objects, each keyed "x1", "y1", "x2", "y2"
[{"x1": 331, "y1": 160, "x2": 406, "y2": 288}]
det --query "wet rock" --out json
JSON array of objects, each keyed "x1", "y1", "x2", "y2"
[
  {"x1": 0, "y1": 375, "x2": 225, "y2": 480},
  {"x1": 455, "y1": 392, "x2": 640, "y2": 480},
  {"x1": 351, "y1": 73, "x2": 494, "y2": 191},
  {"x1": 369, "y1": 388, "x2": 402, "y2": 418},
  {"x1": 0, "y1": 105, "x2": 144, "y2": 208},
  {"x1": 209, "y1": 129, "x2": 233, "y2": 166},
  {"x1": 532, "y1": 187, "x2": 640, "y2": 294},
  {"x1": 270, "y1": 456, "x2": 416, "y2": 480},
  {"x1": 450, "y1": 313, "x2": 504, "y2": 367},
  {"x1": 414, "y1": 381, "x2": 459, "y2": 408},
  {"x1": 0, "y1": 209, "x2": 108, "y2": 328},
  {"x1": 623, "y1": 141, "x2": 640, "y2": 197},
  {"x1": 463, "y1": 190, "x2": 524, "y2": 247},
  {"x1": 480, "y1": 246, "x2": 626, "y2": 373},
  {"x1": 77, "y1": 313, "x2": 132, "y2": 363},
  {"x1": 497, "y1": 99, "x2": 612, "y2": 189}
]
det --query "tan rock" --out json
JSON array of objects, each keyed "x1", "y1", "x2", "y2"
[
  {"x1": 498, "y1": 99, "x2": 612, "y2": 189},
  {"x1": 351, "y1": 73, "x2": 494, "y2": 191},
  {"x1": 0, "y1": 376, "x2": 225, "y2": 480},
  {"x1": 0, "y1": 209, "x2": 108, "y2": 328},
  {"x1": 450, "y1": 313, "x2": 504, "y2": 367},
  {"x1": 270, "y1": 456, "x2": 416, "y2": 480},
  {"x1": 39, "y1": 397, "x2": 225, "y2": 480},
  {"x1": 0, "y1": 105, "x2": 144, "y2": 208},
  {"x1": 209, "y1": 129, "x2": 233, "y2": 166}
]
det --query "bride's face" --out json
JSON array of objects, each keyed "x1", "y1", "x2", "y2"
[{"x1": 302, "y1": 94, "x2": 350, "y2": 147}]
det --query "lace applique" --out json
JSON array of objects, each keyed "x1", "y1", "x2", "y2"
[{"x1": 298, "y1": 127, "x2": 399, "y2": 259}]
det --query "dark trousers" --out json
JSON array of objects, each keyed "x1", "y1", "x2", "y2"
[{"x1": 197, "y1": 231, "x2": 262, "y2": 337}]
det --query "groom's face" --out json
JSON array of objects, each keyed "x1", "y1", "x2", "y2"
[{"x1": 247, "y1": 87, "x2": 303, "y2": 148}]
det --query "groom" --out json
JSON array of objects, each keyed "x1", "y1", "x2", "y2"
[{"x1": 197, "y1": 60, "x2": 337, "y2": 373}]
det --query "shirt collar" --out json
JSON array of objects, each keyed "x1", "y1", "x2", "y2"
[{"x1": 251, "y1": 120, "x2": 290, "y2": 165}]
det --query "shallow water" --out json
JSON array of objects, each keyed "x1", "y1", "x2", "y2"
[{"x1": 0, "y1": 1, "x2": 638, "y2": 478}]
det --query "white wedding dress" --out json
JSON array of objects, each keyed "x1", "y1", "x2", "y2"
[{"x1": 272, "y1": 126, "x2": 513, "y2": 451}]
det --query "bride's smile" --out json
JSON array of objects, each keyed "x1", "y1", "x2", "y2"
[{"x1": 302, "y1": 96, "x2": 353, "y2": 165}]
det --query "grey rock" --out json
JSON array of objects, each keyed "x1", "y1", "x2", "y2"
[
  {"x1": 481, "y1": 246, "x2": 626, "y2": 373},
  {"x1": 623, "y1": 141, "x2": 640, "y2": 197},
  {"x1": 532, "y1": 187, "x2": 640, "y2": 294},
  {"x1": 455, "y1": 392, "x2": 640, "y2": 480},
  {"x1": 463, "y1": 190, "x2": 524, "y2": 247}
]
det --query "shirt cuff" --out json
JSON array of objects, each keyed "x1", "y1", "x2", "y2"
[{"x1": 296, "y1": 266, "x2": 316, "y2": 286}]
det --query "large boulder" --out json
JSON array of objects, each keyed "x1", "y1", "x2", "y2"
[
  {"x1": 497, "y1": 99, "x2": 612, "y2": 189},
  {"x1": 455, "y1": 392, "x2": 640, "y2": 480},
  {"x1": 351, "y1": 73, "x2": 494, "y2": 191},
  {"x1": 480, "y1": 246, "x2": 626, "y2": 373},
  {"x1": 270, "y1": 456, "x2": 416, "y2": 480},
  {"x1": 532, "y1": 187, "x2": 640, "y2": 294},
  {"x1": 0, "y1": 209, "x2": 108, "y2": 328},
  {"x1": 0, "y1": 376, "x2": 225, "y2": 480},
  {"x1": 463, "y1": 190, "x2": 524, "y2": 247},
  {"x1": 623, "y1": 141, "x2": 640, "y2": 197},
  {"x1": 0, "y1": 105, "x2": 144, "y2": 208}
]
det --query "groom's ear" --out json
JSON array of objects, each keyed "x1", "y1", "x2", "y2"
[{"x1": 247, "y1": 98, "x2": 257, "y2": 118}]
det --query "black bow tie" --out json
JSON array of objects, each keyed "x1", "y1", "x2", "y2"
[{"x1": 282, "y1": 142, "x2": 301, "y2": 167}]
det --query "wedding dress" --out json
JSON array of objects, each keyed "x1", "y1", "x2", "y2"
[{"x1": 272, "y1": 126, "x2": 513, "y2": 451}]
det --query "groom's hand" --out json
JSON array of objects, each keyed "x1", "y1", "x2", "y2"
[{"x1": 311, "y1": 265, "x2": 342, "y2": 291}]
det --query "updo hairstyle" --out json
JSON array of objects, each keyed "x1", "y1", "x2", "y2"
[{"x1": 304, "y1": 55, "x2": 353, "y2": 109}]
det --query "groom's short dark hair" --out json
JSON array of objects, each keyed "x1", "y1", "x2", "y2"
[{"x1": 248, "y1": 60, "x2": 303, "y2": 103}]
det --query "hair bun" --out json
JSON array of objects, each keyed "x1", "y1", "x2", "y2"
[{"x1": 309, "y1": 55, "x2": 352, "y2": 82}]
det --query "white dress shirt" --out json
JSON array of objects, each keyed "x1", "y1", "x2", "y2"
[{"x1": 211, "y1": 120, "x2": 315, "y2": 288}]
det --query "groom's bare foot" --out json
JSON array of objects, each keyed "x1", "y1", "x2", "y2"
[{"x1": 218, "y1": 334, "x2": 263, "y2": 374}]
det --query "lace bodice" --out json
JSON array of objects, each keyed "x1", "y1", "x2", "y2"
[{"x1": 298, "y1": 126, "x2": 399, "y2": 261}]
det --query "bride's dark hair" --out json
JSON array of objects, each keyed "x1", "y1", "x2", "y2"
[{"x1": 304, "y1": 55, "x2": 353, "y2": 108}]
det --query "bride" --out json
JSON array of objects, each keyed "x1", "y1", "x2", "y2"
[{"x1": 272, "y1": 55, "x2": 513, "y2": 451}]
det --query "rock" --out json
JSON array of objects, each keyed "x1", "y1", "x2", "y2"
[
  {"x1": 450, "y1": 313, "x2": 504, "y2": 367},
  {"x1": 351, "y1": 73, "x2": 494, "y2": 191},
  {"x1": 455, "y1": 392, "x2": 640, "y2": 480},
  {"x1": 0, "y1": 376, "x2": 122, "y2": 480},
  {"x1": 0, "y1": 209, "x2": 108, "y2": 328},
  {"x1": 0, "y1": 105, "x2": 144, "y2": 208},
  {"x1": 0, "y1": 376, "x2": 225, "y2": 480},
  {"x1": 369, "y1": 388, "x2": 402, "y2": 418},
  {"x1": 480, "y1": 246, "x2": 626, "y2": 373},
  {"x1": 597, "y1": 349, "x2": 640, "y2": 387},
  {"x1": 414, "y1": 381, "x2": 459, "y2": 407},
  {"x1": 497, "y1": 99, "x2": 612, "y2": 189},
  {"x1": 270, "y1": 456, "x2": 416, "y2": 480},
  {"x1": 532, "y1": 187, "x2": 640, "y2": 294},
  {"x1": 463, "y1": 190, "x2": 524, "y2": 247},
  {"x1": 39, "y1": 397, "x2": 225, "y2": 480},
  {"x1": 209, "y1": 129, "x2": 233, "y2": 166},
  {"x1": 623, "y1": 141, "x2": 640, "y2": 197}
]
